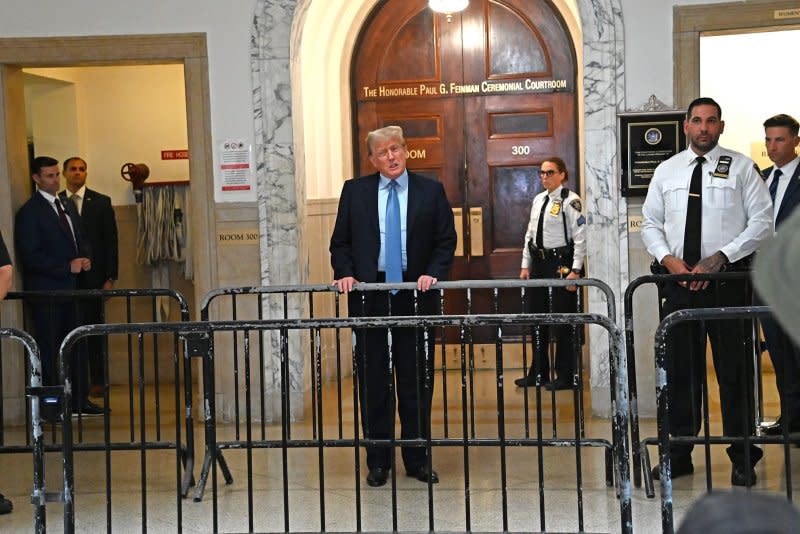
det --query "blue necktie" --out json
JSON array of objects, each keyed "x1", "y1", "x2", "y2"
[
  {"x1": 385, "y1": 180, "x2": 402, "y2": 293},
  {"x1": 769, "y1": 169, "x2": 783, "y2": 204}
]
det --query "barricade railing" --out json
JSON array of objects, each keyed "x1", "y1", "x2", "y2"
[
  {"x1": 652, "y1": 306, "x2": 791, "y2": 534},
  {"x1": 0, "y1": 289, "x2": 196, "y2": 499},
  {"x1": 196, "y1": 279, "x2": 620, "y2": 503},
  {"x1": 0, "y1": 327, "x2": 66, "y2": 534},
  {"x1": 622, "y1": 271, "x2": 765, "y2": 491},
  {"x1": 48, "y1": 319, "x2": 198, "y2": 534},
  {"x1": 191, "y1": 312, "x2": 631, "y2": 534}
]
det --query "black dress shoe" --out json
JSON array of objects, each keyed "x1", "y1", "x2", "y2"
[
  {"x1": 0, "y1": 493, "x2": 12, "y2": 515},
  {"x1": 544, "y1": 378, "x2": 573, "y2": 391},
  {"x1": 731, "y1": 464, "x2": 757, "y2": 487},
  {"x1": 514, "y1": 375, "x2": 537, "y2": 387},
  {"x1": 652, "y1": 459, "x2": 694, "y2": 480},
  {"x1": 761, "y1": 417, "x2": 800, "y2": 436},
  {"x1": 406, "y1": 465, "x2": 439, "y2": 484},
  {"x1": 73, "y1": 401, "x2": 107, "y2": 416},
  {"x1": 366, "y1": 467, "x2": 389, "y2": 487}
]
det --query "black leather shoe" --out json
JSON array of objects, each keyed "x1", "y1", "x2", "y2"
[
  {"x1": 0, "y1": 493, "x2": 12, "y2": 515},
  {"x1": 544, "y1": 378, "x2": 573, "y2": 391},
  {"x1": 73, "y1": 401, "x2": 106, "y2": 416},
  {"x1": 514, "y1": 375, "x2": 537, "y2": 387},
  {"x1": 366, "y1": 467, "x2": 389, "y2": 487},
  {"x1": 652, "y1": 459, "x2": 694, "y2": 480},
  {"x1": 406, "y1": 465, "x2": 439, "y2": 484},
  {"x1": 761, "y1": 417, "x2": 800, "y2": 436},
  {"x1": 731, "y1": 464, "x2": 757, "y2": 487}
]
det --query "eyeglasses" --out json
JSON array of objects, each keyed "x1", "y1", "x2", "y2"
[
  {"x1": 374, "y1": 144, "x2": 405, "y2": 160},
  {"x1": 539, "y1": 169, "x2": 558, "y2": 177}
]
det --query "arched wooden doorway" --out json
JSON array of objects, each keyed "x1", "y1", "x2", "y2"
[{"x1": 352, "y1": 0, "x2": 577, "y2": 281}]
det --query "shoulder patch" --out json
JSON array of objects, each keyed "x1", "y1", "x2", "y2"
[
  {"x1": 570, "y1": 199, "x2": 582, "y2": 212},
  {"x1": 577, "y1": 214, "x2": 586, "y2": 226}
]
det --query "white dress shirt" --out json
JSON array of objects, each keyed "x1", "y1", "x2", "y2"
[
  {"x1": 66, "y1": 184, "x2": 87, "y2": 215},
  {"x1": 642, "y1": 144, "x2": 773, "y2": 264},
  {"x1": 766, "y1": 156, "x2": 799, "y2": 227},
  {"x1": 38, "y1": 189, "x2": 77, "y2": 239}
]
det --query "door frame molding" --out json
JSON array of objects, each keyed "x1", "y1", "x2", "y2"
[
  {"x1": 674, "y1": 0, "x2": 800, "y2": 107},
  {"x1": 0, "y1": 33, "x2": 217, "y2": 310}
]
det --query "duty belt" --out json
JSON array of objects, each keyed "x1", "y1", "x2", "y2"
[{"x1": 530, "y1": 244, "x2": 573, "y2": 261}]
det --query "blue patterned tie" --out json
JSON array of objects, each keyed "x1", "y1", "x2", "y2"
[
  {"x1": 769, "y1": 169, "x2": 783, "y2": 204},
  {"x1": 385, "y1": 180, "x2": 402, "y2": 294}
]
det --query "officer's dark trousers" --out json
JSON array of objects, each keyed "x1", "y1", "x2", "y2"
[
  {"x1": 526, "y1": 256, "x2": 579, "y2": 383},
  {"x1": 350, "y1": 287, "x2": 435, "y2": 472},
  {"x1": 661, "y1": 279, "x2": 761, "y2": 467}
]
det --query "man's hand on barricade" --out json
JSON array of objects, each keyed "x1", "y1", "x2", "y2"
[
  {"x1": 660, "y1": 255, "x2": 696, "y2": 290},
  {"x1": 565, "y1": 270, "x2": 580, "y2": 292},
  {"x1": 333, "y1": 276, "x2": 358, "y2": 293},
  {"x1": 417, "y1": 275, "x2": 438, "y2": 292},
  {"x1": 519, "y1": 268, "x2": 530, "y2": 280}
]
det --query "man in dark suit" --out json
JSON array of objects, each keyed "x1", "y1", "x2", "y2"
[
  {"x1": 758, "y1": 114, "x2": 800, "y2": 436},
  {"x1": 15, "y1": 156, "x2": 102, "y2": 415},
  {"x1": 60, "y1": 157, "x2": 118, "y2": 397},
  {"x1": 330, "y1": 126, "x2": 456, "y2": 487}
]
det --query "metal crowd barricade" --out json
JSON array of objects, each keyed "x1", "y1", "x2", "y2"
[
  {"x1": 0, "y1": 289, "x2": 196, "y2": 499},
  {"x1": 195, "y1": 311, "x2": 631, "y2": 534},
  {"x1": 48, "y1": 319, "x2": 199, "y2": 534},
  {"x1": 0, "y1": 327, "x2": 66, "y2": 534},
  {"x1": 623, "y1": 271, "x2": 766, "y2": 492},
  {"x1": 652, "y1": 306, "x2": 789, "y2": 534},
  {"x1": 195, "y1": 279, "x2": 623, "y2": 503}
]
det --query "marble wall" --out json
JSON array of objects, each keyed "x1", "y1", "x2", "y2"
[{"x1": 251, "y1": 0, "x2": 626, "y2": 419}]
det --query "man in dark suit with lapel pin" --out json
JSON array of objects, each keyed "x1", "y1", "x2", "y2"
[
  {"x1": 60, "y1": 157, "x2": 119, "y2": 398},
  {"x1": 15, "y1": 156, "x2": 103, "y2": 416},
  {"x1": 758, "y1": 114, "x2": 800, "y2": 437},
  {"x1": 330, "y1": 126, "x2": 456, "y2": 487}
]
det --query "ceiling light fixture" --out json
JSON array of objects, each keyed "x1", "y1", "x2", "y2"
[{"x1": 429, "y1": 0, "x2": 469, "y2": 22}]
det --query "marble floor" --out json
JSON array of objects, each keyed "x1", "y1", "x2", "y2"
[{"x1": 0, "y1": 366, "x2": 797, "y2": 534}]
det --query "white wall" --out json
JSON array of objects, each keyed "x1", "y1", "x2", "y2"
[
  {"x1": 621, "y1": 0, "x2": 732, "y2": 110},
  {"x1": 0, "y1": 0, "x2": 258, "y2": 203},
  {"x1": 24, "y1": 74, "x2": 81, "y2": 161},
  {"x1": 701, "y1": 29, "x2": 800, "y2": 167},
  {"x1": 25, "y1": 65, "x2": 189, "y2": 205}
]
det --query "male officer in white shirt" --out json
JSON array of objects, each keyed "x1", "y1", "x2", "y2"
[{"x1": 642, "y1": 97, "x2": 773, "y2": 486}]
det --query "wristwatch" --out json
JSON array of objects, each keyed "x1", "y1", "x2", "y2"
[{"x1": 571, "y1": 268, "x2": 583, "y2": 276}]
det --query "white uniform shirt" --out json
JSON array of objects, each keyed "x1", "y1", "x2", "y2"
[
  {"x1": 521, "y1": 185, "x2": 587, "y2": 270},
  {"x1": 641, "y1": 144, "x2": 773, "y2": 264}
]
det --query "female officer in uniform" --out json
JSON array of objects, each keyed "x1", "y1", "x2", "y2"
[{"x1": 514, "y1": 157, "x2": 587, "y2": 390}]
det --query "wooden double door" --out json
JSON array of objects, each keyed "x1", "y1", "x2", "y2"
[{"x1": 352, "y1": 0, "x2": 577, "y2": 282}]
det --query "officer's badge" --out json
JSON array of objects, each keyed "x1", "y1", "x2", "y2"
[
  {"x1": 549, "y1": 201, "x2": 561, "y2": 216},
  {"x1": 570, "y1": 199, "x2": 582, "y2": 212},
  {"x1": 711, "y1": 156, "x2": 732, "y2": 179}
]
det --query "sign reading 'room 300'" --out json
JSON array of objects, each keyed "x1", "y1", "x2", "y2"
[{"x1": 361, "y1": 78, "x2": 569, "y2": 99}]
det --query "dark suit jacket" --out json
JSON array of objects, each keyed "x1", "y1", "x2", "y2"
[
  {"x1": 763, "y1": 160, "x2": 800, "y2": 227},
  {"x1": 330, "y1": 171, "x2": 456, "y2": 283},
  {"x1": 15, "y1": 191, "x2": 90, "y2": 291},
  {"x1": 60, "y1": 188, "x2": 118, "y2": 289}
]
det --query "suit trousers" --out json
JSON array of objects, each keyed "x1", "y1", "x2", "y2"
[
  {"x1": 350, "y1": 287, "x2": 435, "y2": 471},
  {"x1": 525, "y1": 256, "x2": 579, "y2": 382},
  {"x1": 28, "y1": 299, "x2": 90, "y2": 408},
  {"x1": 760, "y1": 312, "x2": 800, "y2": 425},
  {"x1": 661, "y1": 279, "x2": 761, "y2": 467}
]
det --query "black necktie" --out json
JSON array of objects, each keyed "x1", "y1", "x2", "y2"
[
  {"x1": 55, "y1": 199, "x2": 77, "y2": 252},
  {"x1": 769, "y1": 169, "x2": 783, "y2": 204},
  {"x1": 683, "y1": 156, "x2": 705, "y2": 266},
  {"x1": 535, "y1": 196, "x2": 549, "y2": 249}
]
